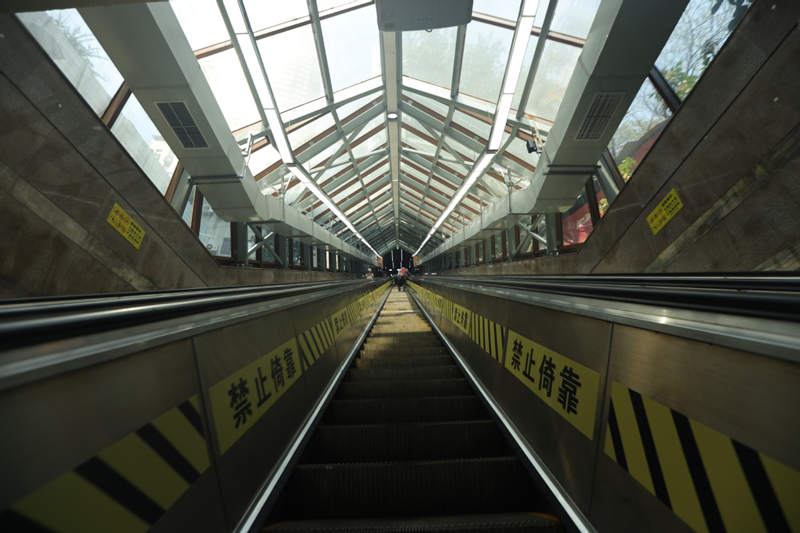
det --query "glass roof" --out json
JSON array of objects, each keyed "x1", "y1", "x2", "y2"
[{"x1": 171, "y1": 0, "x2": 599, "y2": 254}]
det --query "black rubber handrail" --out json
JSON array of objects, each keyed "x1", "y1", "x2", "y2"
[
  {"x1": 420, "y1": 274, "x2": 800, "y2": 322},
  {"x1": 0, "y1": 280, "x2": 373, "y2": 349}
]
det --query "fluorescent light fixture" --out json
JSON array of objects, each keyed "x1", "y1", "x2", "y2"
[
  {"x1": 287, "y1": 164, "x2": 380, "y2": 257},
  {"x1": 221, "y1": 0, "x2": 247, "y2": 33},
  {"x1": 387, "y1": 112, "x2": 399, "y2": 120},
  {"x1": 522, "y1": 0, "x2": 539, "y2": 17},
  {"x1": 488, "y1": 93, "x2": 513, "y2": 151},
  {"x1": 502, "y1": 16, "x2": 535, "y2": 93},
  {"x1": 265, "y1": 108, "x2": 292, "y2": 162},
  {"x1": 414, "y1": 153, "x2": 494, "y2": 255}
]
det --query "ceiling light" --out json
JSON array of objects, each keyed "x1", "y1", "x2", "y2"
[{"x1": 387, "y1": 112, "x2": 399, "y2": 120}]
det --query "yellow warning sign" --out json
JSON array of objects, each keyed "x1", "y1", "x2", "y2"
[
  {"x1": 504, "y1": 329, "x2": 600, "y2": 439},
  {"x1": 646, "y1": 188, "x2": 683, "y2": 235},
  {"x1": 605, "y1": 382, "x2": 800, "y2": 533},
  {"x1": 106, "y1": 202, "x2": 146, "y2": 249},
  {"x1": 210, "y1": 338, "x2": 302, "y2": 454}
]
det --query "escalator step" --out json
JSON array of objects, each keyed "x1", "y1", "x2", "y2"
[
  {"x1": 323, "y1": 396, "x2": 486, "y2": 424},
  {"x1": 358, "y1": 349, "x2": 449, "y2": 360},
  {"x1": 361, "y1": 347, "x2": 446, "y2": 356},
  {"x1": 337, "y1": 378, "x2": 472, "y2": 399},
  {"x1": 262, "y1": 512, "x2": 562, "y2": 532},
  {"x1": 282, "y1": 457, "x2": 540, "y2": 519},
  {"x1": 354, "y1": 356, "x2": 453, "y2": 369},
  {"x1": 344, "y1": 366, "x2": 461, "y2": 382},
  {"x1": 300, "y1": 420, "x2": 510, "y2": 462}
]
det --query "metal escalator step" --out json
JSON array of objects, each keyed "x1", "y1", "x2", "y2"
[
  {"x1": 323, "y1": 396, "x2": 486, "y2": 424},
  {"x1": 360, "y1": 346, "x2": 449, "y2": 360},
  {"x1": 344, "y1": 366, "x2": 461, "y2": 382},
  {"x1": 283, "y1": 457, "x2": 540, "y2": 519},
  {"x1": 361, "y1": 347, "x2": 446, "y2": 356},
  {"x1": 337, "y1": 378, "x2": 472, "y2": 399},
  {"x1": 354, "y1": 356, "x2": 453, "y2": 369},
  {"x1": 300, "y1": 420, "x2": 510, "y2": 462},
  {"x1": 263, "y1": 512, "x2": 562, "y2": 532}
]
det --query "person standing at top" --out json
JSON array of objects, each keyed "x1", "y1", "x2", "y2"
[{"x1": 396, "y1": 267, "x2": 408, "y2": 291}]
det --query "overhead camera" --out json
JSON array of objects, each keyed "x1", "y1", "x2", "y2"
[{"x1": 525, "y1": 138, "x2": 540, "y2": 154}]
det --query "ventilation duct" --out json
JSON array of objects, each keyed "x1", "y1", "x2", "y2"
[
  {"x1": 376, "y1": 0, "x2": 472, "y2": 31},
  {"x1": 156, "y1": 101, "x2": 208, "y2": 149},
  {"x1": 576, "y1": 92, "x2": 624, "y2": 140}
]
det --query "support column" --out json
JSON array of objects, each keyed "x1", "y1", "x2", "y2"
[
  {"x1": 230, "y1": 222, "x2": 248, "y2": 265},
  {"x1": 545, "y1": 212, "x2": 563, "y2": 255}
]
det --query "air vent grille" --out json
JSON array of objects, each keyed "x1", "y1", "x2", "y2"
[
  {"x1": 576, "y1": 92, "x2": 624, "y2": 140},
  {"x1": 156, "y1": 102, "x2": 208, "y2": 149}
]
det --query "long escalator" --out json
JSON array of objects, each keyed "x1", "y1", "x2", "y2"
[{"x1": 265, "y1": 289, "x2": 562, "y2": 532}]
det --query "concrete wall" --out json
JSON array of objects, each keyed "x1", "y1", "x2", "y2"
[
  {"x1": 0, "y1": 14, "x2": 355, "y2": 298},
  {"x1": 444, "y1": 0, "x2": 800, "y2": 276}
]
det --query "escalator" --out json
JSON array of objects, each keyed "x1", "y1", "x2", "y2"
[{"x1": 264, "y1": 289, "x2": 563, "y2": 532}]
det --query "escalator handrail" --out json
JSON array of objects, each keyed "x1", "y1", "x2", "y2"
[
  {"x1": 421, "y1": 274, "x2": 800, "y2": 322},
  {"x1": 0, "y1": 280, "x2": 374, "y2": 349}
]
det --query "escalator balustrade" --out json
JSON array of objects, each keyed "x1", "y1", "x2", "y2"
[{"x1": 265, "y1": 290, "x2": 561, "y2": 532}]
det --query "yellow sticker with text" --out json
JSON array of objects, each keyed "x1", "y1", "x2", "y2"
[
  {"x1": 106, "y1": 202, "x2": 145, "y2": 249},
  {"x1": 504, "y1": 329, "x2": 600, "y2": 439},
  {"x1": 646, "y1": 188, "x2": 683, "y2": 235},
  {"x1": 210, "y1": 337, "x2": 302, "y2": 454}
]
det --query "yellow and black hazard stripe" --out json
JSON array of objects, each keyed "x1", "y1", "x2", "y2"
[
  {"x1": 605, "y1": 382, "x2": 799, "y2": 533},
  {"x1": 468, "y1": 312, "x2": 507, "y2": 363},
  {"x1": 297, "y1": 318, "x2": 335, "y2": 371},
  {"x1": 1, "y1": 396, "x2": 210, "y2": 532}
]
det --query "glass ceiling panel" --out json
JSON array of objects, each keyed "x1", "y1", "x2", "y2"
[
  {"x1": 403, "y1": 27, "x2": 457, "y2": 91},
  {"x1": 403, "y1": 114, "x2": 437, "y2": 138},
  {"x1": 317, "y1": 0, "x2": 361, "y2": 13},
  {"x1": 406, "y1": 92, "x2": 450, "y2": 117},
  {"x1": 243, "y1": 0, "x2": 309, "y2": 32},
  {"x1": 352, "y1": 129, "x2": 387, "y2": 159},
  {"x1": 288, "y1": 113, "x2": 336, "y2": 150},
  {"x1": 452, "y1": 110, "x2": 491, "y2": 140},
  {"x1": 171, "y1": 0, "x2": 230, "y2": 51},
  {"x1": 362, "y1": 162, "x2": 390, "y2": 183},
  {"x1": 525, "y1": 40, "x2": 581, "y2": 121},
  {"x1": 442, "y1": 134, "x2": 478, "y2": 162},
  {"x1": 550, "y1": 0, "x2": 601, "y2": 39},
  {"x1": 459, "y1": 21, "x2": 513, "y2": 102},
  {"x1": 321, "y1": 6, "x2": 380, "y2": 92},
  {"x1": 304, "y1": 139, "x2": 343, "y2": 168},
  {"x1": 198, "y1": 48, "x2": 259, "y2": 130},
  {"x1": 401, "y1": 128, "x2": 438, "y2": 154},
  {"x1": 257, "y1": 25, "x2": 325, "y2": 111},
  {"x1": 248, "y1": 144, "x2": 280, "y2": 177},
  {"x1": 338, "y1": 93, "x2": 381, "y2": 121},
  {"x1": 472, "y1": 0, "x2": 521, "y2": 21}
]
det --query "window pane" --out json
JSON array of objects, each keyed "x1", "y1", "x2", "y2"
[
  {"x1": 321, "y1": 6, "x2": 380, "y2": 92},
  {"x1": 181, "y1": 185, "x2": 196, "y2": 226},
  {"x1": 525, "y1": 40, "x2": 581, "y2": 122},
  {"x1": 258, "y1": 25, "x2": 325, "y2": 111},
  {"x1": 550, "y1": 0, "x2": 601, "y2": 39},
  {"x1": 244, "y1": 0, "x2": 308, "y2": 31},
  {"x1": 171, "y1": 0, "x2": 230, "y2": 51},
  {"x1": 472, "y1": 0, "x2": 520, "y2": 20},
  {"x1": 608, "y1": 78, "x2": 672, "y2": 182},
  {"x1": 655, "y1": 0, "x2": 752, "y2": 101},
  {"x1": 407, "y1": 92, "x2": 450, "y2": 117},
  {"x1": 452, "y1": 110, "x2": 491, "y2": 140},
  {"x1": 459, "y1": 22, "x2": 513, "y2": 102},
  {"x1": 562, "y1": 189, "x2": 593, "y2": 246},
  {"x1": 199, "y1": 198, "x2": 231, "y2": 257},
  {"x1": 111, "y1": 94, "x2": 178, "y2": 194},
  {"x1": 403, "y1": 27, "x2": 457, "y2": 90},
  {"x1": 198, "y1": 48, "x2": 259, "y2": 130},
  {"x1": 18, "y1": 9, "x2": 123, "y2": 116},
  {"x1": 248, "y1": 144, "x2": 280, "y2": 177},
  {"x1": 288, "y1": 113, "x2": 336, "y2": 150}
]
